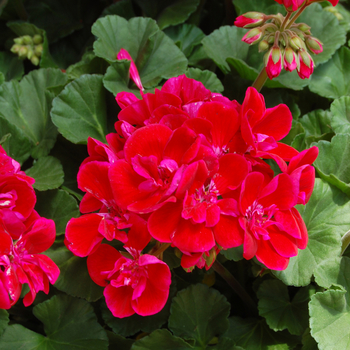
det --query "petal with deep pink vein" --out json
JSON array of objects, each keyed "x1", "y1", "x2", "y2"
[
  {"x1": 241, "y1": 87, "x2": 265, "y2": 128},
  {"x1": 34, "y1": 254, "x2": 60, "y2": 285},
  {"x1": 65, "y1": 214, "x2": 103, "y2": 257},
  {"x1": 239, "y1": 172, "x2": 265, "y2": 214},
  {"x1": 87, "y1": 244, "x2": 122, "y2": 286}
]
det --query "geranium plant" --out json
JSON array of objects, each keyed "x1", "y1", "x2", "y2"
[{"x1": 0, "y1": 0, "x2": 349, "y2": 349}]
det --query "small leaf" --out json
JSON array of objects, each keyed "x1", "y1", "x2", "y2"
[
  {"x1": 185, "y1": 68, "x2": 223, "y2": 92},
  {"x1": 131, "y1": 329, "x2": 193, "y2": 350},
  {"x1": 45, "y1": 242, "x2": 104, "y2": 302},
  {"x1": 35, "y1": 189, "x2": 79, "y2": 235},
  {"x1": 0, "y1": 295, "x2": 108, "y2": 349},
  {"x1": 221, "y1": 246, "x2": 243, "y2": 262},
  {"x1": 257, "y1": 279, "x2": 315, "y2": 335},
  {"x1": 168, "y1": 284, "x2": 230, "y2": 347},
  {"x1": 309, "y1": 46, "x2": 350, "y2": 99},
  {"x1": 313, "y1": 134, "x2": 350, "y2": 196},
  {"x1": 164, "y1": 23, "x2": 205, "y2": 57},
  {"x1": 51, "y1": 74, "x2": 107, "y2": 144},
  {"x1": 25, "y1": 156, "x2": 64, "y2": 191},
  {"x1": 156, "y1": 0, "x2": 200, "y2": 30}
]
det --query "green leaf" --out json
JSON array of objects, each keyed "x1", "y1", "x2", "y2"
[
  {"x1": 66, "y1": 52, "x2": 108, "y2": 80},
  {"x1": 185, "y1": 68, "x2": 223, "y2": 92},
  {"x1": 0, "y1": 68, "x2": 67, "y2": 158},
  {"x1": 164, "y1": 23, "x2": 205, "y2": 57},
  {"x1": 223, "y1": 317, "x2": 298, "y2": 350},
  {"x1": 106, "y1": 330, "x2": 134, "y2": 350},
  {"x1": 313, "y1": 134, "x2": 350, "y2": 196},
  {"x1": 0, "y1": 52, "x2": 23, "y2": 81},
  {"x1": 25, "y1": 156, "x2": 64, "y2": 191},
  {"x1": 313, "y1": 256, "x2": 346, "y2": 289},
  {"x1": 309, "y1": 46, "x2": 350, "y2": 99},
  {"x1": 298, "y1": 4, "x2": 347, "y2": 65},
  {"x1": 131, "y1": 329, "x2": 193, "y2": 350},
  {"x1": 102, "y1": 283, "x2": 176, "y2": 337},
  {"x1": 257, "y1": 279, "x2": 315, "y2": 335},
  {"x1": 92, "y1": 16, "x2": 187, "y2": 88},
  {"x1": 213, "y1": 337, "x2": 245, "y2": 350},
  {"x1": 45, "y1": 243, "x2": 104, "y2": 302},
  {"x1": 273, "y1": 179, "x2": 345, "y2": 286},
  {"x1": 51, "y1": 74, "x2": 107, "y2": 144},
  {"x1": 309, "y1": 288, "x2": 350, "y2": 350},
  {"x1": 102, "y1": 0, "x2": 135, "y2": 19},
  {"x1": 301, "y1": 328, "x2": 318, "y2": 350},
  {"x1": 202, "y1": 26, "x2": 249, "y2": 74},
  {"x1": 0, "y1": 117, "x2": 32, "y2": 164},
  {"x1": 0, "y1": 310, "x2": 9, "y2": 336},
  {"x1": 168, "y1": 284, "x2": 230, "y2": 347},
  {"x1": 157, "y1": 0, "x2": 200, "y2": 30},
  {"x1": 233, "y1": 0, "x2": 282, "y2": 16},
  {"x1": 0, "y1": 295, "x2": 108, "y2": 349},
  {"x1": 35, "y1": 189, "x2": 79, "y2": 235},
  {"x1": 221, "y1": 246, "x2": 243, "y2": 262},
  {"x1": 330, "y1": 96, "x2": 350, "y2": 134}
]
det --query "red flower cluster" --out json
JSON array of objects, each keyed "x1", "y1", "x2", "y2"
[
  {"x1": 274, "y1": 0, "x2": 338, "y2": 11},
  {"x1": 0, "y1": 146, "x2": 59, "y2": 309},
  {"x1": 65, "y1": 50, "x2": 317, "y2": 317}
]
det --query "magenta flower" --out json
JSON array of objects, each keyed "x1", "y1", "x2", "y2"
[
  {"x1": 265, "y1": 47, "x2": 283, "y2": 79},
  {"x1": 0, "y1": 212, "x2": 59, "y2": 308},
  {"x1": 87, "y1": 244, "x2": 171, "y2": 318},
  {"x1": 274, "y1": 0, "x2": 305, "y2": 11},
  {"x1": 297, "y1": 49, "x2": 314, "y2": 79},
  {"x1": 234, "y1": 12, "x2": 266, "y2": 28}
]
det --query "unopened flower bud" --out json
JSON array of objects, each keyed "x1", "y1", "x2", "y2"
[
  {"x1": 30, "y1": 55, "x2": 40, "y2": 66},
  {"x1": 22, "y1": 35, "x2": 33, "y2": 45},
  {"x1": 18, "y1": 46, "x2": 28, "y2": 59},
  {"x1": 203, "y1": 248, "x2": 217, "y2": 268},
  {"x1": 306, "y1": 36, "x2": 323, "y2": 54},
  {"x1": 26, "y1": 48, "x2": 34, "y2": 60},
  {"x1": 296, "y1": 23, "x2": 311, "y2": 34},
  {"x1": 10, "y1": 44, "x2": 21, "y2": 54},
  {"x1": 289, "y1": 36, "x2": 304, "y2": 51},
  {"x1": 283, "y1": 47, "x2": 298, "y2": 72},
  {"x1": 34, "y1": 44, "x2": 43, "y2": 57},
  {"x1": 258, "y1": 40, "x2": 270, "y2": 52},
  {"x1": 265, "y1": 46, "x2": 282, "y2": 79},
  {"x1": 297, "y1": 49, "x2": 314, "y2": 79},
  {"x1": 33, "y1": 34, "x2": 43, "y2": 45},
  {"x1": 242, "y1": 28, "x2": 263, "y2": 45},
  {"x1": 234, "y1": 12, "x2": 266, "y2": 28},
  {"x1": 13, "y1": 37, "x2": 24, "y2": 45}
]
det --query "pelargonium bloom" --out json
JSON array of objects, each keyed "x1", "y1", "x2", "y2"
[
  {"x1": 274, "y1": 0, "x2": 305, "y2": 11},
  {"x1": 0, "y1": 212, "x2": 59, "y2": 308},
  {"x1": 87, "y1": 244, "x2": 171, "y2": 317}
]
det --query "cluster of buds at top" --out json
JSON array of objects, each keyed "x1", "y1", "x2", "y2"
[
  {"x1": 10, "y1": 34, "x2": 43, "y2": 66},
  {"x1": 234, "y1": 11, "x2": 324, "y2": 80}
]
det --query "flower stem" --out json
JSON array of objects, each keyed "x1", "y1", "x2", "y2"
[
  {"x1": 252, "y1": 67, "x2": 268, "y2": 92},
  {"x1": 286, "y1": 4, "x2": 308, "y2": 29},
  {"x1": 281, "y1": 11, "x2": 293, "y2": 31},
  {"x1": 212, "y1": 260, "x2": 257, "y2": 313},
  {"x1": 150, "y1": 243, "x2": 171, "y2": 257}
]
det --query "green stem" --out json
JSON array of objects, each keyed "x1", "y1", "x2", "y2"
[
  {"x1": 149, "y1": 243, "x2": 171, "y2": 257},
  {"x1": 252, "y1": 67, "x2": 268, "y2": 92},
  {"x1": 212, "y1": 260, "x2": 257, "y2": 313},
  {"x1": 280, "y1": 11, "x2": 293, "y2": 31},
  {"x1": 286, "y1": 4, "x2": 308, "y2": 29},
  {"x1": 13, "y1": 0, "x2": 28, "y2": 21}
]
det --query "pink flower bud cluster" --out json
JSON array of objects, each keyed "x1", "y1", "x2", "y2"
[
  {"x1": 234, "y1": 0, "x2": 335, "y2": 80},
  {"x1": 0, "y1": 146, "x2": 59, "y2": 309},
  {"x1": 64, "y1": 50, "x2": 318, "y2": 318}
]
